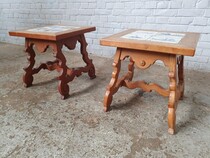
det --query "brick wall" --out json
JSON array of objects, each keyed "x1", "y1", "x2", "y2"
[{"x1": 1, "y1": 0, "x2": 210, "y2": 71}]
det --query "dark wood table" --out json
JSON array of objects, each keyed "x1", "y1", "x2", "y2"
[
  {"x1": 100, "y1": 29, "x2": 200, "y2": 134},
  {"x1": 9, "y1": 25, "x2": 96, "y2": 99}
]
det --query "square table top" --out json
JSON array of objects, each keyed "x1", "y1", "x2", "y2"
[
  {"x1": 9, "y1": 25, "x2": 96, "y2": 41},
  {"x1": 100, "y1": 29, "x2": 200, "y2": 56}
]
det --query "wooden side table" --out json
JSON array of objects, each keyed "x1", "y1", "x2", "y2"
[
  {"x1": 100, "y1": 29, "x2": 200, "y2": 134},
  {"x1": 9, "y1": 25, "x2": 96, "y2": 99}
]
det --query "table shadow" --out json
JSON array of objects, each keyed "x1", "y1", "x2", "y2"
[
  {"x1": 32, "y1": 77, "x2": 58, "y2": 87},
  {"x1": 110, "y1": 90, "x2": 145, "y2": 111},
  {"x1": 175, "y1": 93, "x2": 209, "y2": 134},
  {"x1": 31, "y1": 76, "x2": 101, "y2": 99}
]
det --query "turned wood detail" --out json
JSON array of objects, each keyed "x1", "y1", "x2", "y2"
[{"x1": 23, "y1": 34, "x2": 95, "y2": 99}]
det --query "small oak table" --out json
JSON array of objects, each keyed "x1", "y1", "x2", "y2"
[
  {"x1": 100, "y1": 29, "x2": 200, "y2": 134},
  {"x1": 9, "y1": 25, "x2": 96, "y2": 99}
]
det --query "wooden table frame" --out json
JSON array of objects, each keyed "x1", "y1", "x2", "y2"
[
  {"x1": 9, "y1": 26, "x2": 96, "y2": 99},
  {"x1": 100, "y1": 29, "x2": 200, "y2": 134}
]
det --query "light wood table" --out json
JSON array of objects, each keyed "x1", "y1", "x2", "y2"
[
  {"x1": 100, "y1": 29, "x2": 200, "y2": 134},
  {"x1": 9, "y1": 25, "x2": 96, "y2": 99}
]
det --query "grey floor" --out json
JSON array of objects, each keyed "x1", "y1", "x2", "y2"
[{"x1": 0, "y1": 42, "x2": 210, "y2": 158}]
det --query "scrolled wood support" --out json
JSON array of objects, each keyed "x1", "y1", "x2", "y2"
[
  {"x1": 23, "y1": 42, "x2": 35, "y2": 87},
  {"x1": 32, "y1": 60, "x2": 60, "y2": 74},
  {"x1": 23, "y1": 39, "x2": 61, "y2": 88},
  {"x1": 167, "y1": 55, "x2": 178, "y2": 135},
  {"x1": 123, "y1": 80, "x2": 170, "y2": 97},
  {"x1": 53, "y1": 43, "x2": 70, "y2": 99},
  {"x1": 104, "y1": 48, "x2": 122, "y2": 112},
  {"x1": 78, "y1": 34, "x2": 96, "y2": 79}
]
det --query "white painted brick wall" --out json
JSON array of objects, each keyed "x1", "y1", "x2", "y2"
[{"x1": 0, "y1": 0, "x2": 210, "y2": 71}]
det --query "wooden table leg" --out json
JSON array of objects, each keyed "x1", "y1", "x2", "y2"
[
  {"x1": 23, "y1": 42, "x2": 36, "y2": 87},
  {"x1": 178, "y1": 55, "x2": 184, "y2": 100},
  {"x1": 53, "y1": 43, "x2": 70, "y2": 100},
  {"x1": 78, "y1": 34, "x2": 96, "y2": 79},
  {"x1": 104, "y1": 48, "x2": 121, "y2": 112},
  {"x1": 168, "y1": 55, "x2": 177, "y2": 135}
]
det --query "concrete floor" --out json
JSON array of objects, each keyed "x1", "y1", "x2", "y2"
[{"x1": 0, "y1": 42, "x2": 210, "y2": 158}]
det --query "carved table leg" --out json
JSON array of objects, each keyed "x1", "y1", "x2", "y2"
[
  {"x1": 78, "y1": 34, "x2": 96, "y2": 79},
  {"x1": 104, "y1": 48, "x2": 121, "y2": 112},
  {"x1": 168, "y1": 55, "x2": 177, "y2": 135},
  {"x1": 54, "y1": 44, "x2": 69, "y2": 100},
  {"x1": 23, "y1": 43, "x2": 35, "y2": 87},
  {"x1": 178, "y1": 55, "x2": 184, "y2": 100}
]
